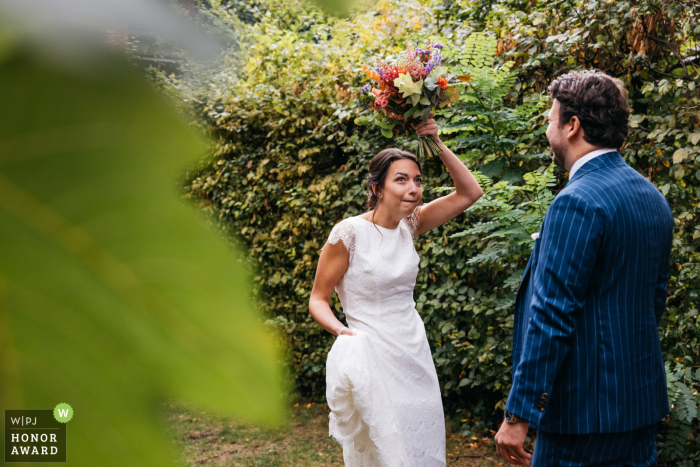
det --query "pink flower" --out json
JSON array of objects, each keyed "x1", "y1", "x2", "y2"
[{"x1": 373, "y1": 93, "x2": 390, "y2": 109}]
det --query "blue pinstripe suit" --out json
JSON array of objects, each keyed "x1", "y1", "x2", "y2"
[{"x1": 505, "y1": 152, "x2": 673, "y2": 461}]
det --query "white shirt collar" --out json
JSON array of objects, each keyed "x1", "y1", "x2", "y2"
[{"x1": 568, "y1": 148, "x2": 616, "y2": 180}]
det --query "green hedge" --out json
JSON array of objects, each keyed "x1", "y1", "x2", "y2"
[{"x1": 167, "y1": 0, "x2": 699, "y2": 462}]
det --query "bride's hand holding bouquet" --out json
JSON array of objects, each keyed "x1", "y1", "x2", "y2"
[{"x1": 412, "y1": 111, "x2": 442, "y2": 149}]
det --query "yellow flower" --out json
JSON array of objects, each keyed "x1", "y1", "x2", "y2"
[{"x1": 393, "y1": 72, "x2": 423, "y2": 100}]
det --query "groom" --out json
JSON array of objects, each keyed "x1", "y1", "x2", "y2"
[{"x1": 494, "y1": 71, "x2": 674, "y2": 466}]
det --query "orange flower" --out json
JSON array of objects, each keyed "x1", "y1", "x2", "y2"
[
  {"x1": 437, "y1": 77, "x2": 448, "y2": 90},
  {"x1": 371, "y1": 88, "x2": 381, "y2": 96},
  {"x1": 361, "y1": 64, "x2": 368, "y2": 71}
]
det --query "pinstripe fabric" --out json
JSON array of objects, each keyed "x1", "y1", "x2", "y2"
[
  {"x1": 532, "y1": 423, "x2": 658, "y2": 467},
  {"x1": 506, "y1": 151, "x2": 674, "y2": 435}
]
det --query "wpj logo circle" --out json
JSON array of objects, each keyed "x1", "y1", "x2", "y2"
[{"x1": 53, "y1": 403, "x2": 73, "y2": 423}]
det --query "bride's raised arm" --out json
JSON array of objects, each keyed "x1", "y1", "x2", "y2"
[{"x1": 411, "y1": 117, "x2": 483, "y2": 236}]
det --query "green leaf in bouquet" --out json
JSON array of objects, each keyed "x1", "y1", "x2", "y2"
[
  {"x1": 419, "y1": 96, "x2": 431, "y2": 105},
  {"x1": 424, "y1": 86, "x2": 438, "y2": 99},
  {"x1": 354, "y1": 116, "x2": 369, "y2": 125},
  {"x1": 424, "y1": 76, "x2": 438, "y2": 91},
  {"x1": 375, "y1": 115, "x2": 395, "y2": 130},
  {"x1": 381, "y1": 128, "x2": 393, "y2": 138},
  {"x1": 421, "y1": 107, "x2": 432, "y2": 122},
  {"x1": 404, "y1": 105, "x2": 420, "y2": 120},
  {"x1": 409, "y1": 93, "x2": 422, "y2": 106}
]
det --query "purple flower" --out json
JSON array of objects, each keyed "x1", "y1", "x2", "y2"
[
  {"x1": 433, "y1": 43, "x2": 444, "y2": 49},
  {"x1": 415, "y1": 47, "x2": 431, "y2": 56},
  {"x1": 426, "y1": 49, "x2": 443, "y2": 71},
  {"x1": 361, "y1": 83, "x2": 371, "y2": 95},
  {"x1": 424, "y1": 48, "x2": 443, "y2": 75}
]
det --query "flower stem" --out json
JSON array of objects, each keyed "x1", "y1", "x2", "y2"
[{"x1": 419, "y1": 135, "x2": 443, "y2": 158}]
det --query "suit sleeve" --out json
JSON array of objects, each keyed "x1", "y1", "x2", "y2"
[
  {"x1": 505, "y1": 191, "x2": 603, "y2": 428},
  {"x1": 653, "y1": 248, "x2": 671, "y2": 326}
]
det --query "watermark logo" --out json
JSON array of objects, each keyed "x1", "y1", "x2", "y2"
[
  {"x1": 53, "y1": 403, "x2": 73, "y2": 424},
  {"x1": 4, "y1": 403, "x2": 72, "y2": 463}
]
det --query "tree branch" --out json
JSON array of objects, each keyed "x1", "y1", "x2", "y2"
[{"x1": 648, "y1": 35, "x2": 688, "y2": 78}]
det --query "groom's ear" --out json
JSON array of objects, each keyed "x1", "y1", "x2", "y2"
[{"x1": 566, "y1": 115, "x2": 584, "y2": 140}]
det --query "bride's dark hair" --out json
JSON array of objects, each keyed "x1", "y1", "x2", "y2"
[{"x1": 366, "y1": 148, "x2": 423, "y2": 211}]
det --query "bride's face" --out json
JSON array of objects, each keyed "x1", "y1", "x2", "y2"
[{"x1": 377, "y1": 159, "x2": 422, "y2": 217}]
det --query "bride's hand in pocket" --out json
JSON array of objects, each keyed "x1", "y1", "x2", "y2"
[{"x1": 337, "y1": 327, "x2": 356, "y2": 337}]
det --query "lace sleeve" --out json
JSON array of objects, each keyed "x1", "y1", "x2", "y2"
[{"x1": 326, "y1": 220, "x2": 356, "y2": 262}]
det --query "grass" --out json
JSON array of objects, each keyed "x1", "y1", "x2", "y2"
[{"x1": 164, "y1": 401, "x2": 502, "y2": 466}]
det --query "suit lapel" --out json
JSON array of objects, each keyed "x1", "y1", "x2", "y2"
[{"x1": 517, "y1": 237, "x2": 541, "y2": 296}]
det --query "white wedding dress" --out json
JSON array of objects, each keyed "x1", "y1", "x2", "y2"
[{"x1": 324, "y1": 215, "x2": 446, "y2": 467}]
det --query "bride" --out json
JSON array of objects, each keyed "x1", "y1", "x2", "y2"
[{"x1": 308, "y1": 117, "x2": 483, "y2": 466}]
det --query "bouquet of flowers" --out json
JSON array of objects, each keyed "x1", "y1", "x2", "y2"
[{"x1": 354, "y1": 40, "x2": 468, "y2": 158}]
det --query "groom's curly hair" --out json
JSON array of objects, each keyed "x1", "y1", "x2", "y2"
[{"x1": 548, "y1": 71, "x2": 630, "y2": 149}]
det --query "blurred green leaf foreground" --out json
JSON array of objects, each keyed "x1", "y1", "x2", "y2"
[{"x1": 0, "y1": 34, "x2": 285, "y2": 466}]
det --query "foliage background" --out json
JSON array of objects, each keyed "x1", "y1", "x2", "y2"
[{"x1": 162, "y1": 0, "x2": 700, "y2": 462}]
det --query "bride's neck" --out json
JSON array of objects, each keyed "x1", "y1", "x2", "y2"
[{"x1": 364, "y1": 209, "x2": 402, "y2": 230}]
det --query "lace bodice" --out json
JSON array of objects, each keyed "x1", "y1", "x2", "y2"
[
  {"x1": 324, "y1": 214, "x2": 446, "y2": 467},
  {"x1": 326, "y1": 213, "x2": 418, "y2": 264},
  {"x1": 326, "y1": 216, "x2": 420, "y2": 319}
]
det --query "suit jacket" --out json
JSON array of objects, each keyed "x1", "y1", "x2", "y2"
[{"x1": 505, "y1": 151, "x2": 674, "y2": 434}]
